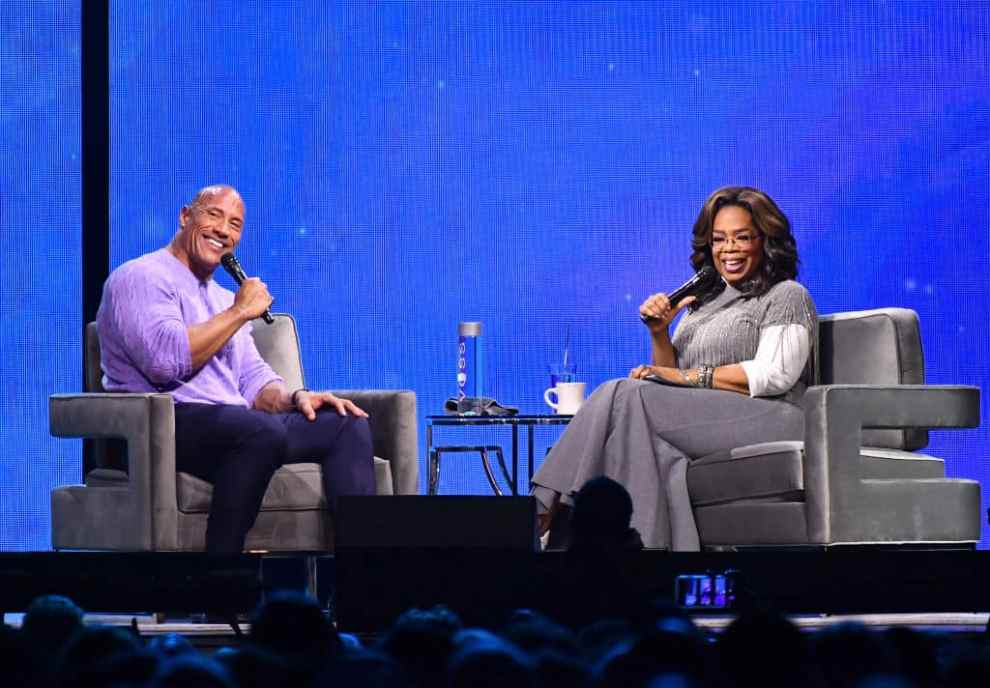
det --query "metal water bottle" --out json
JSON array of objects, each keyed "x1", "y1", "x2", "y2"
[{"x1": 457, "y1": 321, "x2": 484, "y2": 400}]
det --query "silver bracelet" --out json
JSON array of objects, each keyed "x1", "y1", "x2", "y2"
[{"x1": 697, "y1": 365, "x2": 714, "y2": 389}]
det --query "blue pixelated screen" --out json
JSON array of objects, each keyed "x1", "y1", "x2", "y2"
[
  {"x1": 0, "y1": 2, "x2": 81, "y2": 551},
  {"x1": 1, "y1": 1, "x2": 988, "y2": 549}
]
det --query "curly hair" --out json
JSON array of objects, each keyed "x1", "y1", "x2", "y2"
[{"x1": 689, "y1": 186, "x2": 800, "y2": 303}]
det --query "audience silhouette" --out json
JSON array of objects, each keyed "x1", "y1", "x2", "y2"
[
  {"x1": 568, "y1": 476, "x2": 644, "y2": 552},
  {"x1": 2, "y1": 586, "x2": 988, "y2": 688}
]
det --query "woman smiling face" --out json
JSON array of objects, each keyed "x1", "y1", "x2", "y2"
[{"x1": 710, "y1": 204, "x2": 764, "y2": 286}]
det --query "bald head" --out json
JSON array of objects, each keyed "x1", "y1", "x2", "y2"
[{"x1": 187, "y1": 184, "x2": 243, "y2": 212}]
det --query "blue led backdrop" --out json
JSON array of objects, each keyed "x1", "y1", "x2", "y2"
[
  {"x1": 1, "y1": 1, "x2": 988, "y2": 549},
  {"x1": 0, "y1": 2, "x2": 81, "y2": 551}
]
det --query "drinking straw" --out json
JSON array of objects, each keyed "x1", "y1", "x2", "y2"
[{"x1": 563, "y1": 324, "x2": 570, "y2": 369}]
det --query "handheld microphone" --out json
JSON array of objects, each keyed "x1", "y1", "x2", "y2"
[
  {"x1": 641, "y1": 265, "x2": 718, "y2": 324},
  {"x1": 221, "y1": 253, "x2": 274, "y2": 325}
]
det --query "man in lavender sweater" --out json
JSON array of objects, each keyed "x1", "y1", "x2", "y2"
[{"x1": 96, "y1": 184, "x2": 375, "y2": 552}]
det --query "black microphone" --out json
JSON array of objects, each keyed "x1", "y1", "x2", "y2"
[
  {"x1": 641, "y1": 265, "x2": 718, "y2": 323},
  {"x1": 221, "y1": 253, "x2": 274, "y2": 325}
]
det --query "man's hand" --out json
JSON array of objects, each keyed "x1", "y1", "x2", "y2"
[
  {"x1": 232, "y1": 277, "x2": 274, "y2": 321},
  {"x1": 294, "y1": 390, "x2": 369, "y2": 421}
]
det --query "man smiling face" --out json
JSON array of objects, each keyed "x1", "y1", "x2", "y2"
[{"x1": 170, "y1": 185, "x2": 245, "y2": 280}]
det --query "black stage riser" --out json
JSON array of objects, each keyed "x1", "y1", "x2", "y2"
[
  {"x1": 0, "y1": 553, "x2": 292, "y2": 615},
  {"x1": 335, "y1": 495, "x2": 538, "y2": 550},
  {"x1": 3, "y1": 550, "x2": 989, "y2": 630},
  {"x1": 334, "y1": 548, "x2": 990, "y2": 631}
]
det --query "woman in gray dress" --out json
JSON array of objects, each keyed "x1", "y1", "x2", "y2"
[{"x1": 532, "y1": 186, "x2": 817, "y2": 550}]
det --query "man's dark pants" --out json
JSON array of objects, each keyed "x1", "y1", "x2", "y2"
[{"x1": 174, "y1": 403, "x2": 375, "y2": 553}]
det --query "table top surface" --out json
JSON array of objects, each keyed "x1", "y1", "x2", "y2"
[{"x1": 426, "y1": 413, "x2": 573, "y2": 425}]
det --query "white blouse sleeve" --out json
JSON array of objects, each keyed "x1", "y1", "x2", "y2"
[{"x1": 738, "y1": 324, "x2": 811, "y2": 397}]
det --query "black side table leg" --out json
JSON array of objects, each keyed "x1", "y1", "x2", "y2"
[
  {"x1": 527, "y1": 425, "x2": 535, "y2": 490},
  {"x1": 429, "y1": 449, "x2": 441, "y2": 495},
  {"x1": 479, "y1": 449, "x2": 503, "y2": 496},
  {"x1": 511, "y1": 424, "x2": 519, "y2": 495},
  {"x1": 491, "y1": 446, "x2": 512, "y2": 493},
  {"x1": 426, "y1": 424, "x2": 436, "y2": 495}
]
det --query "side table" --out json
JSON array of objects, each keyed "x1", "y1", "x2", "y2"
[{"x1": 426, "y1": 414, "x2": 573, "y2": 496}]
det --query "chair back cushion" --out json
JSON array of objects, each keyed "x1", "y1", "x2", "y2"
[
  {"x1": 84, "y1": 315, "x2": 305, "y2": 471},
  {"x1": 87, "y1": 314, "x2": 305, "y2": 392},
  {"x1": 248, "y1": 313, "x2": 306, "y2": 391},
  {"x1": 818, "y1": 308, "x2": 927, "y2": 450},
  {"x1": 85, "y1": 323, "x2": 125, "y2": 472},
  {"x1": 85, "y1": 322, "x2": 105, "y2": 393}
]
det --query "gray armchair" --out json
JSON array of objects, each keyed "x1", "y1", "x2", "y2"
[
  {"x1": 687, "y1": 308, "x2": 981, "y2": 549},
  {"x1": 50, "y1": 314, "x2": 418, "y2": 551}
]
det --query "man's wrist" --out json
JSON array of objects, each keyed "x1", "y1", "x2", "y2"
[
  {"x1": 227, "y1": 303, "x2": 252, "y2": 324},
  {"x1": 290, "y1": 388, "x2": 311, "y2": 409}
]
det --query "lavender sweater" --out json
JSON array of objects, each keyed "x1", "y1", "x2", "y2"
[{"x1": 96, "y1": 248, "x2": 282, "y2": 406}]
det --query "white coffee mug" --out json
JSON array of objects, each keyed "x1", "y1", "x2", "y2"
[{"x1": 544, "y1": 381, "x2": 586, "y2": 415}]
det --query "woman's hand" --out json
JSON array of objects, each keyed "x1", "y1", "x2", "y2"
[
  {"x1": 629, "y1": 365, "x2": 684, "y2": 383},
  {"x1": 629, "y1": 364, "x2": 657, "y2": 379},
  {"x1": 639, "y1": 293, "x2": 696, "y2": 334}
]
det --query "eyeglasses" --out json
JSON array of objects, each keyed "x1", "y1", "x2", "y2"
[{"x1": 711, "y1": 231, "x2": 762, "y2": 250}]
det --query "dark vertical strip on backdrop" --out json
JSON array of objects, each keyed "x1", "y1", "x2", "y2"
[
  {"x1": 81, "y1": 0, "x2": 109, "y2": 324},
  {"x1": 81, "y1": 0, "x2": 110, "y2": 476}
]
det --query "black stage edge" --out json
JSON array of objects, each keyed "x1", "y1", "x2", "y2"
[
  {"x1": 0, "y1": 553, "x2": 285, "y2": 616},
  {"x1": 4, "y1": 550, "x2": 989, "y2": 630},
  {"x1": 333, "y1": 548, "x2": 990, "y2": 631},
  {"x1": 80, "y1": 0, "x2": 111, "y2": 478}
]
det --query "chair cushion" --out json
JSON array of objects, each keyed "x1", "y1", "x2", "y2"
[
  {"x1": 688, "y1": 442, "x2": 805, "y2": 508},
  {"x1": 687, "y1": 442, "x2": 946, "y2": 507},
  {"x1": 374, "y1": 456, "x2": 394, "y2": 496},
  {"x1": 858, "y1": 447, "x2": 944, "y2": 479},
  {"x1": 88, "y1": 459, "x2": 393, "y2": 512},
  {"x1": 85, "y1": 468, "x2": 128, "y2": 487},
  {"x1": 178, "y1": 463, "x2": 325, "y2": 513},
  {"x1": 176, "y1": 457, "x2": 393, "y2": 513}
]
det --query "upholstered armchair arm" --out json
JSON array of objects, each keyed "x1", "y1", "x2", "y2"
[
  {"x1": 802, "y1": 384, "x2": 980, "y2": 543},
  {"x1": 50, "y1": 393, "x2": 178, "y2": 549},
  {"x1": 331, "y1": 390, "x2": 419, "y2": 495}
]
